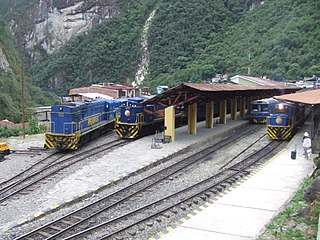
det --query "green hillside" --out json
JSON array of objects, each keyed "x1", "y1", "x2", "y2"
[
  {"x1": 0, "y1": 0, "x2": 319, "y2": 118},
  {"x1": 147, "y1": 0, "x2": 320, "y2": 86},
  {"x1": 0, "y1": 18, "x2": 56, "y2": 122},
  {"x1": 29, "y1": 0, "x2": 320, "y2": 95},
  {"x1": 194, "y1": 0, "x2": 320, "y2": 81}
]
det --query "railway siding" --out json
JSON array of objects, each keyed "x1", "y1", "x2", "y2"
[{"x1": 0, "y1": 119, "x2": 248, "y2": 235}]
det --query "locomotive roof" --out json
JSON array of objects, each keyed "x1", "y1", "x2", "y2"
[
  {"x1": 54, "y1": 98, "x2": 108, "y2": 107},
  {"x1": 275, "y1": 89, "x2": 320, "y2": 105},
  {"x1": 251, "y1": 98, "x2": 278, "y2": 104}
]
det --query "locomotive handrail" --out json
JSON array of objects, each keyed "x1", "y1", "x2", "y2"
[
  {"x1": 50, "y1": 121, "x2": 55, "y2": 132},
  {"x1": 136, "y1": 113, "x2": 144, "y2": 123}
]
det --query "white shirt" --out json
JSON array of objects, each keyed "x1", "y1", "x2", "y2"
[{"x1": 303, "y1": 137, "x2": 311, "y2": 148}]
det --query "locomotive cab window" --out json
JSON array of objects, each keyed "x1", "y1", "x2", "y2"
[{"x1": 261, "y1": 104, "x2": 269, "y2": 112}]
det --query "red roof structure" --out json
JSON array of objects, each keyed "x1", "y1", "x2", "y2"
[
  {"x1": 275, "y1": 89, "x2": 320, "y2": 105},
  {"x1": 144, "y1": 82, "x2": 299, "y2": 108},
  {"x1": 69, "y1": 83, "x2": 140, "y2": 99}
]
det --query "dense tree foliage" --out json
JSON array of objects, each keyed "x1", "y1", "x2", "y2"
[
  {"x1": 147, "y1": 0, "x2": 320, "y2": 86},
  {"x1": 194, "y1": 0, "x2": 320, "y2": 81},
  {"x1": 145, "y1": 0, "x2": 250, "y2": 88},
  {"x1": 1, "y1": 0, "x2": 319, "y2": 101},
  {"x1": 27, "y1": 0, "x2": 319, "y2": 94},
  {"x1": 0, "y1": 18, "x2": 57, "y2": 122}
]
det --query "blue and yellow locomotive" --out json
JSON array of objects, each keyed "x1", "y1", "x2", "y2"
[
  {"x1": 250, "y1": 98, "x2": 278, "y2": 123},
  {"x1": 45, "y1": 98, "x2": 127, "y2": 150},
  {"x1": 115, "y1": 97, "x2": 211, "y2": 139},
  {"x1": 115, "y1": 97, "x2": 165, "y2": 139},
  {"x1": 266, "y1": 101, "x2": 305, "y2": 140}
]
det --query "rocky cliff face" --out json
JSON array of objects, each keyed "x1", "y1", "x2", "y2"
[
  {"x1": 10, "y1": 0, "x2": 118, "y2": 62},
  {"x1": 0, "y1": 47, "x2": 12, "y2": 73}
]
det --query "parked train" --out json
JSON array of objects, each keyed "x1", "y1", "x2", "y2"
[
  {"x1": 115, "y1": 97, "x2": 214, "y2": 139},
  {"x1": 45, "y1": 98, "x2": 127, "y2": 150},
  {"x1": 115, "y1": 96, "x2": 167, "y2": 139},
  {"x1": 266, "y1": 101, "x2": 305, "y2": 140},
  {"x1": 250, "y1": 98, "x2": 278, "y2": 123}
]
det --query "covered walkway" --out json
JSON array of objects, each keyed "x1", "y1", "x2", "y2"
[{"x1": 144, "y1": 83, "x2": 300, "y2": 141}]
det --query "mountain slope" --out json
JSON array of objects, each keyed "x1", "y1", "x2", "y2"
[
  {"x1": 30, "y1": 0, "x2": 157, "y2": 95},
  {"x1": 0, "y1": 18, "x2": 56, "y2": 122},
  {"x1": 194, "y1": 0, "x2": 320, "y2": 81},
  {"x1": 1, "y1": 0, "x2": 319, "y2": 100}
]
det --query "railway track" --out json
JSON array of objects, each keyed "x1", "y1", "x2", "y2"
[
  {"x1": 12, "y1": 125, "x2": 284, "y2": 240},
  {"x1": 0, "y1": 151, "x2": 61, "y2": 194},
  {"x1": 0, "y1": 139, "x2": 127, "y2": 203}
]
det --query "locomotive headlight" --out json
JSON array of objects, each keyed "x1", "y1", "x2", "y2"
[
  {"x1": 125, "y1": 110, "x2": 130, "y2": 117},
  {"x1": 278, "y1": 104, "x2": 284, "y2": 110}
]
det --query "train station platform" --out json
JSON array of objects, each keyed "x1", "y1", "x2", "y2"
[
  {"x1": 0, "y1": 117, "x2": 315, "y2": 239},
  {"x1": 157, "y1": 123, "x2": 315, "y2": 240}
]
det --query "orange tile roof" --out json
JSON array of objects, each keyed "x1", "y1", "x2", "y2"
[{"x1": 275, "y1": 89, "x2": 320, "y2": 105}]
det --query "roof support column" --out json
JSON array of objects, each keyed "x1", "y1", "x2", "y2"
[
  {"x1": 311, "y1": 105, "x2": 320, "y2": 152},
  {"x1": 231, "y1": 99, "x2": 237, "y2": 120},
  {"x1": 164, "y1": 106, "x2": 175, "y2": 141},
  {"x1": 205, "y1": 101, "x2": 214, "y2": 128},
  {"x1": 240, "y1": 97, "x2": 246, "y2": 117},
  {"x1": 188, "y1": 103, "x2": 197, "y2": 134},
  {"x1": 246, "y1": 97, "x2": 253, "y2": 115},
  {"x1": 219, "y1": 100, "x2": 227, "y2": 124}
]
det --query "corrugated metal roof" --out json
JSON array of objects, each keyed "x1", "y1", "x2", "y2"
[
  {"x1": 275, "y1": 89, "x2": 320, "y2": 105},
  {"x1": 143, "y1": 82, "x2": 300, "y2": 106},
  {"x1": 183, "y1": 82, "x2": 298, "y2": 92}
]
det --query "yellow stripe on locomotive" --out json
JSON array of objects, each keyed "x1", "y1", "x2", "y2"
[
  {"x1": 267, "y1": 126, "x2": 292, "y2": 140},
  {"x1": 45, "y1": 132, "x2": 81, "y2": 150},
  {"x1": 115, "y1": 123, "x2": 140, "y2": 139},
  {"x1": 266, "y1": 101, "x2": 305, "y2": 140}
]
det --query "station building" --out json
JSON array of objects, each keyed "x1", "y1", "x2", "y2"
[{"x1": 69, "y1": 82, "x2": 141, "y2": 99}]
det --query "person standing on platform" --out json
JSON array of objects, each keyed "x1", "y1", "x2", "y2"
[{"x1": 303, "y1": 132, "x2": 312, "y2": 159}]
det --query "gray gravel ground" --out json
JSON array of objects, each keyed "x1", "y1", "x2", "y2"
[
  {"x1": 0, "y1": 132, "x2": 121, "y2": 234},
  {"x1": 2, "y1": 125, "x2": 271, "y2": 240},
  {"x1": 0, "y1": 134, "x2": 48, "y2": 182}
]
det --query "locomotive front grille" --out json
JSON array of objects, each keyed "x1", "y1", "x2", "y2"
[
  {"x1": 115, "y1": 124, "x2": 139, "y2": 139},
  {"x1": 267, "y1": 126, "x2": 292, "y2": 140},
  {"x1": 45, "y1": 133, "x2": 80, "y2": 150}
]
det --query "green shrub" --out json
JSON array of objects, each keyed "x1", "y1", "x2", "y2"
[
  {"x1": 26, "y1": 116, "x2": 44, "y2": 134},
  {"x1": 0, "y1": 117, "x2": 45, "y2": 138},
  {"x1": 0, "y1": 126, "x2": 13, "y2": 138},
  {"x1": 313, "y1": 156, "x2": 320, "y2": 168}
]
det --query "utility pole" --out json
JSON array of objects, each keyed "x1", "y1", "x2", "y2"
[
  {"x1": 248, "y1": 52, "x2": 251, "y2": 75},
  {"x1": 21, "y1": 45, "x2": 25, "y2": 139}
]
